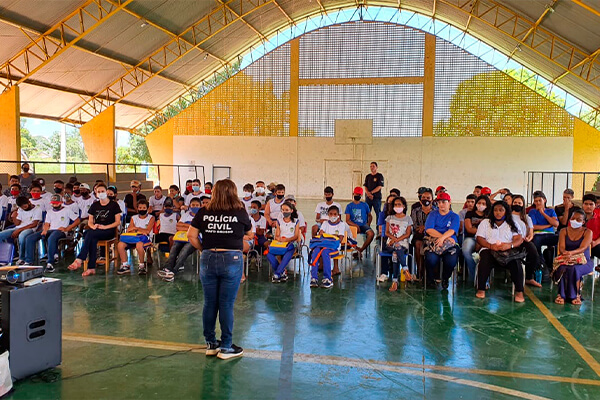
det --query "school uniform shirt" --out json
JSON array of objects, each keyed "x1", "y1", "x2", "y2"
[
  {"x1": 88, "y1": 200, "x2": 122, "y2": 226},
  {"x1": 424, "y1": 209, "x2": 460, "y2": 242},
  {"x1": 16, "y1": 205, "x2": 43, "y2": 227},
  {"x1": 131, "y1": 214, "x2": 153, "y2": 231},
  {"x1": 528, "y1": 208, "x2": 557, "y2": 233},
  {"x1": 385, "y1": 214, "x2": 413, "y2": 248},
  {"x1": 252, "y1": 194, "x2": 267, "y2": 206},
  {"x1": 179, "y1": 210, "x2": 196, "y2": 225},
  {"x1": 314, "y1": 201, "x2": 343, "y2": 221},
  {"x1": 184, "y1": 192, "x2": 203, "y2": 206},
  {"x1": 241, "y1": 197, "x2": 254, "y2": 213},
  {"x1": 297, "y1": 211, "x2": 307, "y2": 229},
  {"x1": 251, "y1": 215, "x2": 267, "y2": 232},
  {"x1": 0, "y1": 195, "x2": 8, "y2": 213},
  {"x1": 41, "y1": 191, "x2": 52, "y2": 202},
  {"x1": 30, "y1": 197, "x2": 47, "y2": 213},
  {"x1": 267, "y1": 198, "x2": 284, "y2": 220},
  {"x1": 476, "y1": 219, "x2": 520, "y2": 244},
  {"x1": 277, "y1": 218, "x2": 298, "y2": 239},
  {"x1": 45, "y1": 207, "x2": 73, "y2": 230},
  {"x1": 320, "y1": 220, "x2": 352, "y2": 238},
  {"x1": 76, "y1": 196, "x2": 96, "y2": 218},
  {"x1": 345, "y1": 202, "x2": 370, "y2": 225},
  {"x1": 190, "y1": 207, "x2": 252, "y2": 251},
  {"x1": 149, "y1": 195, "x2": 166, "y2": 212},
  {"x1": 7, "y1": 196, "x2": 18, "y2": 209},
  {"x1": 159, "y1": 212, "x2": 178, "y2": 235},
  {"x1": 64, "y1": 202, "x2": 81, "y2": 221}
]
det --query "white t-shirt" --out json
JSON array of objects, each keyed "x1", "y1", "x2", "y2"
[
  {"x1": 45, "y1": 207, "x2": 73, "y2": 230},
  {"x1": 41, "y1": 192, "x2": 52, "y2": 202},
  {"x1": 320, "y1": 220, "x2": 352, "y2": 237},
  {"x1": 185, "y1": 192, "x2": 203, "y2": 206},
  {"x1": 7, "y1": 196, "x2": 17, "y2": 209},
  {"x1": 297, "y1": 211, "x2": 307, "y2": 229},
  {"x1": 314, "y1": 201, "x2": 343, "y2": 220},
  {"x1": 64, "y1": 202, "x2": 80, "y2": 221},
  {"x1": 385, "y1": 214, "x2": 413, "y2": 248},
  {"x1": 116, "y1": 199, "x2": 126, "y2": 215},
  {"x1": 241, "y1": 197, "x2": 254, "y2": 213},
  {"x1": 251, "y1": 215, "x2": 267, "y2": 232},
  {"x1": 179, "y1": 211, "x2": 195, "y2": 224},
  {"x1": 252, "y1": 193, "x2": 266, "y2": 206},
  {"x1": 149, "y1": 195, "x2": 166, "y2": 212},
  {"x1": 511, "y1": 214, "x2": 533, "y2": 237},
  {"x1": 76, "y1": 196, "x2": 96, "y2": 218},
  {"x1": 476, "y1": 219, "x2": 520, "y2": 244},
  {"x1": 131, "y1": 214, "x2": 153, "y2": 231},
  {"x1": 0, "y1": 195, "x2": 8, "y2": 214},
  {"x1": 16, "y1": 205, "x2": 43, "y2": 227},
  {"x1": 30, "y1": 197, "x2": 47, "y2": 213},
  {"x1": 159, "y1": 212, "x2": 178, "y2": 234},
  {"x1": 267, "y1": 198, "x2": 284, "y2": 220},
  {"x1": 277, "y1": 218, "x2": 298, "y2": 239}
]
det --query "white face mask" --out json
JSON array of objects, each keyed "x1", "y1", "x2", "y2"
[
  {"x1": 570, "y1": 220, "x2": 584, "y2": 229},
  {"x1": 329, "y1": 215, "x2": 339, "y2": 223},
  {"x1": 98, "y1": 192, "x2": 108, "y2": 200},
  {"x1": 499, "y1": 194, "x2": 505, "y2": 200},
  {"x1": 243, "y1": 191, "x2": 252, "y2": 197},
  {"x1": 476, "y1": 204, "x2": 486, "y2": 212},
  {"x1": 394, "y1": 207, "x2": 404, "y2": 214},
  {"x1": 256, "y1": 187, "x2": 265, "y2": 194}
]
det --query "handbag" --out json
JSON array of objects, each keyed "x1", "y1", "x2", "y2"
[
  {"x1": 424, "y1": 235, "x2": 457, "y2": 255},
  {"x1": 490, "y1": 247, "x2": 527, "y2": 266},
  {"x1": 551, "y1": 253, "x2": 588, "y2": 284}
]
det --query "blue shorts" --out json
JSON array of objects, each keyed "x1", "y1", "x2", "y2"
[{"x1": 358, "y1": 225, "x2": 373, "y2": 234}]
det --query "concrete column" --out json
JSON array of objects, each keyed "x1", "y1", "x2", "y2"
[
  {"x1": 80, "y1": 106, "x2": 116, "y2": 182},
  {"x1": 0, "y1": 86, "x2": 21, "y2": 174}
]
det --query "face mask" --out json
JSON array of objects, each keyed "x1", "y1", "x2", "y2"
[
  {"x1": 276, "y1": 194, "x2": 284, "y2": 200},
  {"x1": 73, "y1": 189, "x2": 80, "y2": 195},
  {"x1": 325, "y1": 196, "x2": 333, "y2": 202},
  {"x1": 51, "y1": 203, "x2": 62, "y2": 211},
  {"x1": 476, "y1": 204, "x2": 486, "y2": 212},
  {"x1": 570, "y1": 220, "x2": 584, "y2": 229},
  {"x1": 54, "y1": 187, "x2": 63, "y2": 194},
  {"x1": 256, "y1": 187, "x2": 265, "y2": 194},
  {"x1": 97, "y1": 192, "x2": 108, "y2": 200},
  {"x1": 495, "y1": 215, "x2": 506, "y2": 222},
  {"x1": 512, "y1": 205, "x2": 523, "y2": 212},
  {"x1": 108, "y1": 195, "x2": 116, "y2": 201},
  {"x1": 243, "y1": 191, "x2": 252, "y2": 197},
  {"x1": 282, "y1": 212, "x2": 292, "y2": 219},
  {"x1": 329, "y1": 215, "x2": 339, "y2": 223},
  {"x1": 82, "y1": 191, "x2": 90, "y2": 198},
  {"x1": 190, "y1": 207, "x2": 200, "y2": 214},
  {"x1": 138, "y1": 209, "x2": 148, "y2": 216},
  {"x1": 31, "y1": 192, "x2": 41, "y2": 200},
  {"x1": 394, "y1": 206, "x2": 404, "y2": 214},
  {"x1": 205, "y1": 189, "x2": 212, "y2": 194},
  {"x1": 250, "y1": 208, "x2": 259, "y2": 215},
  {"x1": 192, "y1": 186, "x2": 201, "y2": 192},
  {"x1": 353, "y1": 195, "x2": 362, "y2": 201},
  {"x1": 22, "y1": 167, "x2": 29, "y2": 173},
  {"x1": 10, "y1": 190, "x2": 19, "y2": 196},
  {"x1": 164, "y1": 208, "x2": 173, "y2": 215},
  {"x1": 186, "y1": 185, "x2": 193, "y2": 191},
  {"x1": 421, "y1": 199, "x2": 431, "y2": 207}
]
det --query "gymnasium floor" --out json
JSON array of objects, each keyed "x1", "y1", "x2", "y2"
[{"x1": 6, "y1": 199, "x2": 600, "y2": 399}]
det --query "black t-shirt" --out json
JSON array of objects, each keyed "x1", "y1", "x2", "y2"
[
  {"x1": 464, "y1": 210, "x2": 486, "y2": 237},
  {"x1": 555, "y1": 204, "x2": 581, "y2": 230},
  {"x1": 191, "y1": 207, "x2": 252, "y2": 251},
  {"x1": 124, "y1": 193, "x2": 147, "y2": 215},
  {"x1": 364, "y1": 173, "x2": 384, "y2": 199},
  {"x1": 88, "y1": 200, "x2": 122, "y2": 226}
]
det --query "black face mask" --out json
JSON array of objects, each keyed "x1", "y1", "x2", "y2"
[
  {"x1": 54, "y1": 187, "x2": 63, "y2": 194},
  {"x1": 138, "y1": 209, "x2": 148, "y2": 216},
  {"x1": 353, "y1": 195, "x2": 362, "y2": 201},
  {"x1": 325, "y1": 196, "x2": 333, "y2": 202},
  {"x1": 421, "y1": 199, "x2": 431, "y2": 207},
  {"x1": 276, "y1": 194, "x2": 284, "y2": 200},
  {"x1": 512, "y1": 205, "x2": 523, "y2": 212},
  {"x1": 22, "y1": 167, "x2": 29, "y2": 173},
  {"x1": 81, "y1": 191, "x2": 90, "y2": 198},
  {"x1": 73, "y1": 189, "x2": 81, "y2": 195},
  {"x1": 108, "y1": 195, "x2": 116, "y2": 201}
]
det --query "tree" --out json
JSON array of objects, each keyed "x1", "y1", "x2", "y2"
[
  {"x1": 116, "y1": 134, "x2": 152, "y2": 169},
  {"x1": 46, "y1": 129, "x2": 88, "y2": 161}
]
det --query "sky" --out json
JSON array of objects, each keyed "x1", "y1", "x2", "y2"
[{"x1": 23, "y1": 117, "x2": 131, "y2": 146}]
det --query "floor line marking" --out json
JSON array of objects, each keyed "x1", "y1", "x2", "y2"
[
  {"x1": 524, "y1": 286, "x2": 600, "y2": 378},
  {"x1": 62, "y1": 332, "x2": 600, "y2": 387}
]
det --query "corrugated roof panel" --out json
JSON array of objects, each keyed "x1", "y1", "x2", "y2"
[
  {"x1": 18, "y1": 83, "x2": 84, "y2": 117},
  {"x1": 126, "y1": 0, "x2": 218, "y2": 35},
  {"x1": 0, "y1": 21, "x2": 32, "y2": 65},
  {"x1": 0, "y1": 0, "x2": 87, "y2": 33},
  {"x1": 115, "y1": 103, "x2": 153, "y2": 128},
  {"x1": 123, "y1": 76, "x2": 183, "y2": 109},
  {"x1": 160, "y1": 51, "x2": 220, "y2": 85}
]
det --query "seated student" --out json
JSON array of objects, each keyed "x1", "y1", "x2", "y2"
[
  {"x1": 553, "y1": 209, "x2": 594, "y2": 305},
  {"x1": 475, "y1": 201, "x2": 525, "y2": 302},
  {"x1": 490, "y1": 188, "x2": 511, "y2": 202},
  {"x1": 310, "y1": 205, "x2": 352, "y2": 289},
  {"x1": 480, "y1": 187, "x2": 492, "y2": 197},
  {"x1": 64, "y1": 182, "x2": 74, "y2": 196},
  {"x1": 116, "y1": 199, "x2": 155, "y2": 275},
  {"x1": 462, "y1": 195, "x2": 490, "y2": 282},
  {"x1": 345, "y1": 187, "x2": 374, "y2": 255},
  {"x1": 424, "y1": 192, "x2": 460, "y2": 290},
  {"x1": 53, "y1": 180, "x2": 65, "y2": 195},
  {"x1": 199, "y1": 194, "x2": 211, "y2": 208},
  {"x1": 378, "y1": 194, "x2": 398, "y2": 237},
  {"x1": 249, "y1": 199, "x2": 268, "y2": 249},
  {"x1": 253, "y1": 181, "x2": 267, "y2": 209},
  {"x1": 107, "y1": 186, "x2": 126, "y2": 216},
  {"x1": 6, "y1": 184, "x2": 22, "y2": 224},
  {"x1": 158, "y1": 197, "x2": 203, "y2": 282},
  {"x1": 411, "y1": 188, "x2": 433, "y2": 279},
  {"x1": 528, "y1": 191, "x2": 559, "y2": 268},
  {"x1": 68, "y1": 184, "x2": 122, "y2": 276},
  {"x1": 0, "y1": 196, "x2": 42, "y2": 263},
  {"x1": 385, "y1": 196, "x2": 414, "y2": 291},
  {"x1": 511, "y1": 195, "x2": 541, "y2": 288},
  {"x1": 149, "y1": 186, "x2": 166, "y2": 218},
  {"x1": 175, "y1": 196, "x2": 186, "y2": 213},
  {"x1": 34, "y1": 178, "x2": 52, "y2": 202},
  {"x1": 72, "y1": 181, "x2": 82, "y2": 201},
  {"x1": 63, "y1": 193, "x2": 81, "y2": 221},
  {"x1": 241, "y1": 183, "x2": 254, "y2": 212},
  {"x1": 184, "y1": 179, "x2": 203, "y2": 207},
  {"x1": 267, "y1": 201, "x2": 300, "y2": 283},
  {"x1": 28, "y1": 183, "x2": 47, "y2": 213},
  {"x1": 473, "y1": 185, "x2": 483, "y2": 197},
  {"x1": 204, "y1": 182, "x2": 213, "y2": 194},
  {"x1": 3, "y1": 176, "x2": 21, "y2": 197},
  {"x1": 581, "y1": 194, "x2": 600, "y2": 262},
  {"x1": 124, "y1": 180, "x2": 146, "y2": 223},
  {"x1": 76, "y1": 183, "x2": 96, "y2": 220},
  {"x1": 459, "y1": 194, "x2": 477, "y2": 234},
  {"x1": 411, "y1": 187, "x2": 430, "y2": 212},
  {"x1": 555, "y1": 189, "x2": 580, "y2": 231},
  {"x1": 0, "y1": 184, "x2": 7, "y2": 215},
  {"x1": 283, "y1": 195, "x2": 306, "y2": 237},
  {"x1": 23, "y1": 194, "x2": 80, "y2": 272},
  {"x1": 266, "y1": 182, "x2": 277, "y2": 203},
  {"x1": 265, "y1": 184, "x2": 286, "y2": 228},
  {"x1": 168, "y1": 184, "x2": 181, "y2": 200},
  {"x1": 389, "y1": 188, "x2": 401, "y2": 197},
  {"x1": 312, "y1": 186, "x2": 342, "y2": 237},
  {"x1": 156, "y1": 197, "x2": 178, "y2": 248}
]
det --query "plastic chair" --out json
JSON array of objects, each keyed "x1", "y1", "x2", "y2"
[
  {"x1": 349, "y1": 225, "x2": 371, "y2": 259},
  {"x1": 550, "y1": 248, "x2": 595, "y2": 301},
  {"x1": 0, "y1": 242, "x2": 15, "y2": 266}
]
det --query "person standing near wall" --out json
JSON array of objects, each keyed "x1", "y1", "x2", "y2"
[
  {"x1": 364, "y1": 162, "x2": 384, "y2": 217},
  {"x1": 187, "y1": 179, "x2": 252, "y2": 360}
]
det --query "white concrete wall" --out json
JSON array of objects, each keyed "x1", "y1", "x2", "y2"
[{"x1": 173, "y1": 135, "x2": 573, "y2": 203}]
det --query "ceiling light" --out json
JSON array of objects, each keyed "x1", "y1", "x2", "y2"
[{"x1": 140, "y1": 20, "x2": 148, "y2": 28}]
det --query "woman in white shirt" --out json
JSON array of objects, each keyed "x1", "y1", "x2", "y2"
[
  {"x1": 475, "y1": 201, "x2": 525, "y2": 302},
  {"x1": 511, "y1": 195, "x2": 541, "y2": 288}
]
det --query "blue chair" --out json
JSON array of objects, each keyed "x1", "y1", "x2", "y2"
[{"x1": 0, "y1": 242, "x2": 15, "y2": 266}]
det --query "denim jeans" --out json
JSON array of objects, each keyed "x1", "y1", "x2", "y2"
[
  {"x1": 165, "y1": 241, "x2": 196, "y2": 273},
  {"x1": 384, "y1": 244, "x2": 407, "y2": 282},
  {"x1": 199, "y1": 250, "x2": 243, "y2": 350},
  {"x1": 76, "y1": 228, "x2": 115, "y2": 269},
  {"x1": 267, "y1": 243, "x2": 295, "y2": 277},
  {"x1": 0, "y1": 227, "x2": 36, "y2": 259},
  {"x1": 532, "y1": 233, "x2": 558, "y2": 267},
  {"x1": 365, "y1": 196, "x2": 382, "y2": 216},
  {"x1": 24, "y1": 230, "x2": 66, "y2": 264},
  {"x1": 461, "y1": 237, "x2": 477, "y2": 281},
  {"x1": 425, "y1": 248, "x2": 458, "y2": 284}
]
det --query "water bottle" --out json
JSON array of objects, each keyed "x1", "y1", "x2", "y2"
[{"x1": 535, "y1": 269, "x2": 542, "y2": 284}]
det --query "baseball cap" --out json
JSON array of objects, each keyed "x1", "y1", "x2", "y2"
[
  {"x1": 130, "y1": 180, "x2": 141, "y2": 187},
  {"x1": 435, "y1": 186, "x2": 446, "y2": 193},
  {"x1": 80, "y1": 183, "x2": 90, "y2": 190},
  {"x1": 353, "y1": 187, "x2": 363, "y2": 195},
  {"x1": 481, "y1": 187, "x2": 492, "y2": 195},
  {"x1": 436, "y1": 192, "x2": 451, "y2": 202},
  {"x1": 50, "y1": 194, "x2": 62, "y2": 203},
  {"x1": 284, "y1": 194, "x2": 296, "y2": 202}
]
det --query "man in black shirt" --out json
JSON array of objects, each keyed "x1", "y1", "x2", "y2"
[
  {"x1": 124, "y1": 180, "x2": 146, "y2": 223},
  {"x1": 555, "y1": 188, "x2": 580, "y2": 231},
  {"x1": 363, "y1": 162, "x2": 384, "y2": 217}
]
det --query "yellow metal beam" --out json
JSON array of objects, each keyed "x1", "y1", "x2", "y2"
[
  {"x1": 216, "y1": 0, "x2": 267, "y2": 42},
  {"x1": 422, "y1": 33, "x2": 435, "y2": 136},
  {"x1": 0, "y1": 0, "x2": 134, "y2": 92},
  {"x1": 554, "y1": 47, "x2": 600, "y2": 83},
  {"x1": 298, "y1": 76, "x2": 424, "y2": 86},
  {"x1": 509, "y1": 0, "x2": 558, "y2": 58},
  {"x1": 273, "y1": 0, "x2": 294, "y2": 24},
  {"x1": 571, "y1": 0, "x2": 600, "y2": 18},
  {"x1": 315, "y1": 0, "x2": 326, "y2": 13},
  {"x1": 62, "y1": 0, "x2": 274, "y2": 125},
  {"x1": 289, "y1": 38, "x2": 299, "y2": 137}
]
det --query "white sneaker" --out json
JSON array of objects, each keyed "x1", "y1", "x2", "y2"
[{"x1": 377, "y1": 274, "x2": 388, "y2": 282}]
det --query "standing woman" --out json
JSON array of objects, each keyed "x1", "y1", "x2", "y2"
[
  {"x1": 19, "y1": 162, "x2": 36, "y2": 191},
  {"x1": 188, "y1": 179, "x2": 252, "y2": 360}
]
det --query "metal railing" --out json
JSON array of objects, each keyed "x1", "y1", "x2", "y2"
[
  {"x1": 526, "y1": 171, "x2": 600, "y2": 206},
  {"x1": 0, "y1": 160, "x2": 206, "y2": 190}
]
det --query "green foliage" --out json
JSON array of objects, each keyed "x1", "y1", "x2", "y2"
[
  {"x1": 20, "y1": 121, "x2": 87, "y2": 162},
  {"x1": 116, "y1": 134, "x2": 152, "y2": 171}
]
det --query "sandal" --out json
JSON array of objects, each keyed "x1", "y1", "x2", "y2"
[
  {"x1": 475, "y1": 290, "x2": 486, "y2": 299},
  {"x1": 389, "y1": 281, "x2": 398, "y2": 292},
  {"x1": 571, "y1": 295, "x2": 582, "y2": 305},
  {"x1": 240, "y1": 275, "x2": 246, "y2": 284},
  {"x1": 554, "y1": 295, "x2": 565, "y2": 305},
  {"x1": 68, "y1": 259, "x2": 82, "y2": 271},
  {"x1": 82, "y1": 269, "x2": 96, "y2": 277},
  {"x1": 526, "y1": 279, "x2": 542, "y2": 288}
]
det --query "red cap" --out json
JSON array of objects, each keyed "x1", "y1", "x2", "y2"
[
  {"x1": 353, "y1": 186, "x2": 363, "y2": 195},
  {"x1": 435, "y1": 186, "x2": 446, "y2": 193},
  {"x1": 436, "y1": 192, "x2": 451, "y2": 202},
  {"x1": 481, "y1": 187, "x2": 492, "y2": 195}
]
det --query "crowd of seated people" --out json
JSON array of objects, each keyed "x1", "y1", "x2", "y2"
[{"x1": 2, "y1": 163, "x2": 600, "y2": 305}]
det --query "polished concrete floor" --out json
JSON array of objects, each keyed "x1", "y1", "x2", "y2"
[{"x1": 6, "y1": 199, "x2": 600, "y2": 399}]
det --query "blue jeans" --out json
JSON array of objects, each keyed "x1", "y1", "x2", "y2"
[
  {"x1": 366, "y1": 196, "x2": 382, "y2": 216},
  {"x1": 165, "y1": 241, "x2": 196, "y2": 273},
  {"x1": 24, "y1": 230, "x2": 66, "y2": 264},
  {"x1": 199, "y1": 250, "x2": 243, "y2": 350},
  {"x1": 385, "y1": 244, "x2": 407, "y2": 282},
  {"x1": 310, "y1": 247, "x2": 336, "y2": 281},
  {"x1": 267, "y1": 243, "x2": 295, "y2": 277},
  {"x1": 425, "y1": 249, "x2": 458, "y2": 284},
  {"x1": 76, "y1": 228, "x2": 116, "y2": 269},
  {"x1": 461, "y1": 237, "x2": 477, "y2": 281},
  {"x1": 0, "y1": 227, "x2": 36, "y2": 259}
]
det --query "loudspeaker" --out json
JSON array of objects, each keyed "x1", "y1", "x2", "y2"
[{"x1": 0, "y1": 280, "x2": 62, "y2": 380}]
